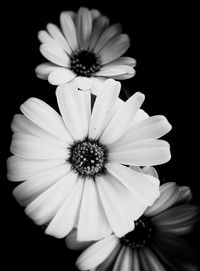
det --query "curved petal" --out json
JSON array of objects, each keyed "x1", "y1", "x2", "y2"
[
  {"x1": 48, "y1": 68, "x2": 76, "y2": 85},
  {"x1": 76, "y1": 235, "x2": 119, "y2": 270},
  {"x1": 65, "y1": 229, "x2": 94, "y2": 251},
  {"x1": 35, "y1": 62, "x2": 58, "y2": 79},
  {"x1": 76, "y1": 7, "x2": 92, "y2": 49},
  {"x1": 113, "y1": 247, "x2": 133, "y2": 271},
  {"x1": 20, "y1": 97, "x2": 73, "y2": 143},
  {"x1": 96, "y1": 65, "x2": 135, "y2": 77},
  {"x1": 98, "y1": 34, "x2": 130, "y2": 64},
  {"x1": 177, "y1": 186, "x2": 192, "y2": 203},
  {"x1": 105, "y1": 57, "x2": 136, "y2": 67},
  {"x1": 142, "y1": 166, "x2": 159, "y2": 179},
  {"x1": 74, "y1": 76, "x2": 93, "y2": 90},
  {"x1": 89, "y1": 79, "x2": 121, "y2": 139},
  {"x1": 60, "y1": 11, "x2": 78, "y2": 51},
  {"x1": 100, "y1": 92, "x2": 145, "y2": 145},
  {"x1": 56, "y1": 83, "x2": 91, "y2": 140}
]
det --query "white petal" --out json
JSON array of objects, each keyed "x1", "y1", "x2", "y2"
[
  {"x1": 7, "y1": 156, "x2": 63, "y2": 182},
  {"x1": 96, "y1": 65, "x2": 135, "y2": 77},
  {"x1": 76, "y1": 7, "x2": 92, "y2": 49},
  {"x1": 89, "y1": 79, "x2": 121, "y2": 139},
  {"x1": 98, "y1": 34, "x2": 130, "y2": 64},
  {"x1": 109, "y1": 140, "x2": 171, "y2": 166},
  {"x1": 40, "y1": 43, "x2": 70, "y2": 67},
  {"x1": 56, "y1": 83, "x2": 91, "y2": 140},
  {"x1": 35, "y1": 62, "x2": 58, "y2": 79},
  {"x1": 77, "y1": 179, "x2": 112, "y2": 241},
  {"x1": 13, "y1": 163, "x2": 70, "y2": 206},
  {"x1": 86, "y1": 77, "x2": 107, "y2": 95},
  {"x1": 45, "y1": 179, "x2": 84, "y2": 238},
  {"x1": 131, "y1": 109, "x2": 149, "y2": 125},
  {"x1": 74, "y1": 76, "x2": 93, "y2": 90},
  {"x1": 76, "y1": 235, "x2": 119, "y2": 270},
  {"x1": 111, "y1": 115, "x2": 172, "y2": 147},
  {"x1": 142, "y1": 166, "x2": 159, "y2": 179},
  {"x1": 90, "y1": 9, "x2": 101, "y2": 19},
  {"x1": 106, "y1": 163, "x2": 160, "y2": 206},
  {"x1": 94, "y1": 23, "x2": 122, "y2": 54},
  {"x1": 106, "y1": 57, "x2": 136, "y2": 67},
  {"x1": 25, "y1": 171, "x2": 77, "y2": 225},
  {"x1": 10, "y1": 133, "x2": 69, "y2": 160},
  {"x1": 20, "y1": 97, "x2": 73, "y2": 143},
  {"x1": 48, "y1": 68, "x2": 76, "y2": 85},
  {"x1": 89, "y1": 15, "x2": 109, "y2": 51},
  {"x1": 113, "y1": 247, "x2": 132, "y2": 271},
  {"x1": 96, "y1": 175, "x2": 135, "y2": 237},
  {"x1": 11, "y1": 114, "x2": 66, "y2": 148},
  {"x1": 47, "y1": 23, "x2": 72, "y2": 54},
  {"x1": 145, "y1": 182, "x2": 179, "y2": 216},
  {"x1": 60, "y1": 11, "x2": 78, "y2": 51},
  {"x1": 65, "y1": 229, "x2": 94, "y2": 251},
  {"x1": 100, "y1": 92, "x2": 145, "y2": 145}
]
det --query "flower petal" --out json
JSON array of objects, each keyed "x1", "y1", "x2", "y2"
[
  {"x1": 60, "y1": 11, "x2": 78, "y2": 51},
  {"x1": 177, "y1": 186, "x2": 192, "y2": 203},
  {"x1": 109, "y1": 140, "x2": 171, "y2": 166},
  {"x1": 20, "y1": 97, "x2": 73, "y2": 143},
  {"x1": 35, "y1": 62, "x2": 58, "y2": 79},
  {"x1": 74, "y1": 76, "x2": 93, "y2": 90},
  {"x1": 13, "y1": 163, "x2": 70, "y2": 207},
  {"x1": 48, "y1": 68, "x2": 76, "y2": 85},
  {"x1": 45, "y1": 179, "x2": 84, "y2": 238},
  {"x1": 25, "y1": 170, "x2": 77, "y2": 225},
  {"x1": 106, "y1": 57, "x2": 136, "y2": 67},
  {"x1": 106, "y1": 163, "x2": 160, "y2": 206},
  {"x1": 65, "y1": 229, "x2": 94, "y2": 251},
  {"x1": 98, "y1": 34, "x2": 130, "y2": 64},
  {"x1": 142, "y1": 166, "x2": 159, "y2": 179},
  {"x1": 56, "y1": 83, "x2": 91, "y2": 140},
  {"x1": 96, "y1": 65, "x2": 135, "y2": 77},
  {"x1": 100, "y1": 92, "x2": 145, "y2": 145},
  {"x1": 76, "y1": 7, "x2": 92, "y2": 49},
  {"x1": 77, "y1": 179, "x2": 112, "y2": 241},
  {"x1": 40, "y1": 43, "x2": 70, "y2": 67},
  {"x1": 47, "y1": 23, "x2": 72, "y2": 54},
  {"x1": 76, "y1": 235, "x2": 119, "y2": 270},
  {"x1": 141, "y1": 248, "x2": 166, "y2": 271},
  {"x1": 94, "y1": 24, "x2": 122, "y2": 54},
  {"x1": 7, "y1": 156, "x2": 63, "y2": 182},
  {"x1": 113, "y1": 247, "x2": 132, "y2": 271},
  {"x1": 145, "y1": 182, "x2": 179, "y2": 216},
  {"x1": 89, "y1": 79, "x2": 121, "y2": 139}
]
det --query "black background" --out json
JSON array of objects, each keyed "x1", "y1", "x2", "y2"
[{"x1": 1, "y1": 0, "x2": 199, "y2": 270}]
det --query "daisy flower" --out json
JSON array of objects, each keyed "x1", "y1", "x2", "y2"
[
  {"x1": 7, "y1": 79, "x2": 171, "y2": 242},
  {"x1": 35, "y1": 7, "x2": 136, "y2": 93},
  {"x1": 75, "y1": 167, "x2": 199, "y2": 271}
]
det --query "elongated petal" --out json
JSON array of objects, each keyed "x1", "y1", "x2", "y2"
[
  {"x1": 65, "y1": 229, "x2": 94, "y2": 251},
  {"x1": 56, "y1": 83, "x2": 91, "y2": 140},
  {"x1": 25, "y1": 171, "x2": 77, "y2": 225},
  {"x1": 141, "y1": 248, "x2": 166, "y2": 271},
  {"x1": 177, "y1": 186, "x2": 192, "y2": 203},
  {"x1": 106, "y1": 57, "x2": 136, "y2": 67},
  {"x1": 109, "y1": 140, "x2": 171, "y2": 166},
  {"x1": 98, "y1": 34, "x2": 130, "y2": 64},
  {"x1": 77, "y1": 179, "x2": 112, "y2": 241},
  {"x1": 20, "y1": 97, "x2": 73, "y2": 143},
  {"x1": 107, "y1": 163, "x2": 160, "y2": 206},
  {"x1": 96, "y1": 65, "x2": 135, "y2": 77},
  {"x1": 76, "y1": 235, "x2": 119, "y2": 270},
  {"x1": 76, "y1": 7, "x2": 92, "y2": 49},
  {"x1": 45, "y1": 179, "x2": 84, "y2": 238},
  {"x1": 113, "y1": 247, "x2": 132, "y2": 271},
  {"x1": 89, "y1": 79, "x2": 121, "y2": 139},
  {"x1": 100, "y1": 92, "x2": 145, "y2": 145},
  {"x1": 142, "y1": 166, "x2": 159, "y2": 179},
  {"x1": 48, "y1": 68, "x2": 76, "y2": 85},
  {"x1": 74, "y1": 76, "x2": 93, "y2": 91},
  {"x1": 60, "y1": 11, "x2": 78, "y2": 51},
  {"x1": 35, "y1": 62, "x2": 58, "y2": 79}
]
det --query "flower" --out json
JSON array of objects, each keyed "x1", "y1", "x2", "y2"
[
  {"x1": 35, "y1": 7, "x2": 136, "y2": 93},
  {"x1": 74, "y1": 167, "x2": 199, "y2": 271},
  {"x1": 7, "y1": 79, "x2": 171, "y2": 242}
]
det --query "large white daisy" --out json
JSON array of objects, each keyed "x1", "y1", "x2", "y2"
[
  {"x1": 35, "y1": 7, "x2": 136, "y2": 92},
  {"x1": 75, "y1": 167, "x2": 199, "y2": 271},
  {"x1": 7, "y1": 79, "x2": 171, "y2": 242}
]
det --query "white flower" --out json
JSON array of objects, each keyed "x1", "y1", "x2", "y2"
[
  {"x1": 7, "y1": 79, "x2": 171, "y2": 242},
  {"x1": 75, "y1": 167, "x2": 199, "y2": 271},
  {"x1": 35, "y1": 7, "x2": 136, "y2": 93}
]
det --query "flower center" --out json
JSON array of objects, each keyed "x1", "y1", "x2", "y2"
[
  {"x1": 120, "y1": 216, "x2": 153, "y2": 248},
  {"x1": 70, "y1": 50, "x2": 101, "y2": 77},
  {"x1": 68, "y1": 138, "x2": 108, "y2": 179}
]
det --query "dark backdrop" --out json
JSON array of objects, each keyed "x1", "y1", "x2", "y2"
[{"x1": 1, "y1": 1, "x2": 199, "y2": 270}]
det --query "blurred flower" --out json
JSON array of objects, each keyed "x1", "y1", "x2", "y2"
[
  {"x1": 7, "y1": 79, "x2": 171, "y2": 242},
  {"x1": 36, "y1": 7, "x2": 136, "y2": 93},
  {"x1": 74, "y1": 167, "x2": 199, "y2": 271}
]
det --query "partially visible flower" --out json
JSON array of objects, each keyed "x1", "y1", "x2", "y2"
[
  {"x1": 73, "y1": 167, "x2": 199, "y2": 271},
  {"x1": 35, "y1": 7, "x2": 136, "y2": 93},
  {"x1": 7, "y1": 79, "x2": 171, "y2": 242}
]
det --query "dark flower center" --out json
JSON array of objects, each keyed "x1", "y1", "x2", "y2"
[
  {"x1": 70, "y1": 50, "x2": 101, "y2": 77},
  {"x1": 68, "y1": 138, "x2": 108, "y2": 179},
  {"x1": 120, "y1": 216, "x2": 154, "y2": 248}
]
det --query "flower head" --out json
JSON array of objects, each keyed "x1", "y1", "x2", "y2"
[
  {"x1": 35, "y1": 7, "x2": 136, "y2": 93},
  {"x1": 74, "y1": 167, "x2": 199, "y2": 271},
  {"x1": 7, "y1": 79, "x2": 171, "y2": 242}
]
